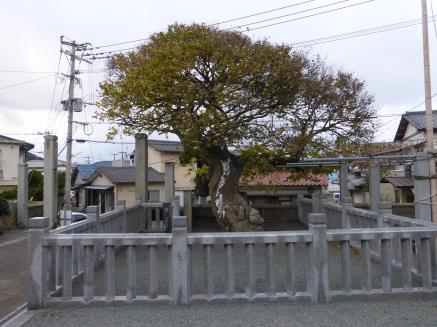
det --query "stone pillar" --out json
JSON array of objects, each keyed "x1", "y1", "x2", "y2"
[
  {"x1": 86, "y1": 205, "x2": 101, "y2": 232},
  {"x1": 27, "y1": 217, "x2": 49, "y2": 309},
  {"x1": 135, "y1": 134, "x2": 148, "y2": 203},
  {"x1": 415, "y1": 152, "x2": 432, "y2": 221},
  {"x1": 17, "y1": 152, "x2": 28, "y2": 227},
  {"x1": 339, "y1": 163, "x2": 352, "y2": 228},
  {"x1": 172, "y1": 197, "x2": 180, "y2": 218},
  {"x1": 297, "y1": 193, "x2": 304, "y2": 224},
  {"x1": 312, "y1": 188, "x2": 322, "y2": 213},
  {"x1": 170, "y1": 215, "x2": 190, "y2": 304},
  {"x1": 183, "y1": 190, "x2": 193, "y2": 232},
  {"x1": 43, "y1": 135, "x2": 58, "y2": 228},
  {"x1": 308, "y1": 213, "x2": 329, "y2": 304},
  {"x1": 165, "y1": 162, "x2": 175, "y2": 203},
  {"x1": 369, "y1": 160, "x2": 382, "y2": 227}
]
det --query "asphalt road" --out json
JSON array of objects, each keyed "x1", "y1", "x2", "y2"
[
  {"x1": 22, "y1": 296, "x2": 437, "y2": 327},
  {"x1": 0, "y1": 230, "x2": 28, "y2": 320}
]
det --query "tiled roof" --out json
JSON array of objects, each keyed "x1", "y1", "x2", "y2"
[
  {"x1": 394, "y1": 110, "x2": 437, "y2": 141},
  {"x1": 384, "y1": 176, "x2": 414, "y2": 188},
  {"x1": 0, "y1": 134, "x2": 34, "y2": 151},
  {"x1": 76, "y1": 161, "x2": 113, "y2": 181},
  {"x1": 149, "y1": 139, "x2": 183, "y2": 153},
  {"x1": 96, "y1": 166, "x2": 164, "y2": 184},
  {"x1": 240, "y1": 172, "x2": 328, "y2": 187}
]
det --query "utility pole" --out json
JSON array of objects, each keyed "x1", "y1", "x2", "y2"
[
  {"x1": 60, "y1": 36, "x2": 91, "y2": 221},
  {"x1": 421, "y1": 0, "x2": 437, "y2": 222}
]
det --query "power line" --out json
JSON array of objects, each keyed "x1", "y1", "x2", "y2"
[
  {"x1": 0, "y1": 74, "x2": 56, "y2": 91},
  {"x1": 46, "y1": 48, "x2": 64, "y2": 130},
  {"x1": 226, "y1": 0, "x2": 353, "y2": 31},
  {"x1": 239, "y1": 0, "x2": 378, "y2": 33},
  {"x1": 212, "y1": 0, "x2": 319, "y2": 26},
  {"x1": 83, "y1": 46, "x2": 139, "y2": 58},
  {"x1": 74, "y1": 138, "x2": 134, "y2": 145},
  {"x1": 87, "y1": 38, "x2": 150, "y2": 51},
  {"x1": 88, "y1": 1, "x2": 378, "y2": 61},
  {"x1": 86, "y1": 1, "x2": 321, "y2": 50},
  {"x1": 293, "y1": 17, "x2": 433, "y2": 48},
  {"x1": 0, "y1": 70, "x2": 58, "y2": 74}
]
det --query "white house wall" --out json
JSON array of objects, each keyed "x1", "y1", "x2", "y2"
[
  {"x1": 0, "y1": 143, "x2": 20, "y2": 187},
  {"x1": 147, "y1": 146, "x2": 195, "y2": 190}
]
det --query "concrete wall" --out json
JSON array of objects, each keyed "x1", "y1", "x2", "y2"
[
  {"x1": 392, "y1": 204, "x2": 415, "y2": 218},
  {"x1": 7, "y1": 201, "x2": 43, "y2": 223}
]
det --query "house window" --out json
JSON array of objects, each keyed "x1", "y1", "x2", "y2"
[
  {"x1": 395, "y1": 190, "x2": 401, "y2": 204},
  {"x1": 148, "y1": 190, "x2": 160, "y2": 202},
  {"x1": 405, "y1": 189, "x2": 414, "y2": 203}
]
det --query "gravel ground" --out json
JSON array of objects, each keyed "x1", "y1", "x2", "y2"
[{"x1": 22, "y1": 296, "x2": 437, "y2": 327}]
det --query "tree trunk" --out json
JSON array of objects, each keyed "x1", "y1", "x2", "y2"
[{"x1": 208, "y1": 153, "x2": 264, "y2": 231}]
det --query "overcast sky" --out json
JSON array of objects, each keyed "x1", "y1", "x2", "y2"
[{"x1": 0, "y1": 0, "x2": 435, "y2": 163}]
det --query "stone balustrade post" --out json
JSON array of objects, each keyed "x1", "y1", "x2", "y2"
[
  {"x1": 297, "y1": 194, "x2": 304, "y2": 224},
  {"x1": 17, "y1": 160, "x2": 28, "y2": 227},
  {"x1": 172, "y1": 197, "x2": 181, "y2": 218},
  {"x1": 308, "y1": 213, "x2": 329, "y2": 304},
  {"x1": 369, "y1": 160, "x2": 382, "y2": 227},
  {"x1": 135, "y1": 134, "x2": 148, "y2": 203},
  {"x1": 312, "y1": 188, "x2": 322, "y2": 213},
  {"x1": 117, "y1": 200, "x2": 127, "y2": 232},
  {"x1": 165, "y1": 162, "x2": 176, "y2": 203},
  {"x1": 27, "y1": 217, "x2": 49, "y2": 309},
  {"x1": 86, "y1": 205, "x2": 101, "y2": 232},
  {"x1": 183, "y1": 190, "x2": 193, "y2": 232},
  {"x1": 414, "y1": 152, "x2": 432, "y2": 221},
  {"x1": 170, "y1": 215, "x2": 190, "y2": 304},
  {"x1": 43, "y1": 135, "x2": 58, "y2": 228}
]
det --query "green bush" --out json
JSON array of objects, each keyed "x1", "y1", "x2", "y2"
[
  {"x1": 0, "y1": 198, "x2": 9, "y2": 216},
  {"x1": 0, "y1": 189, "x2": 17, "y2": 200}
]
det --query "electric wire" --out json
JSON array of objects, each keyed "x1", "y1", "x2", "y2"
[
  {"x1": 211, "y1": 0, "x2": 320, "y2": 26},
  {"x1": 237, "y1": 0, "x2": 377, "y2": 32},
  {"x1": 0, "y1": 74, "x2": 56, "y2": 91},
  {"x1": 225, "y1": 0, "x2": 353, "y2": 31}
]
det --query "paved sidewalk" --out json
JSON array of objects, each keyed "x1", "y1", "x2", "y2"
[
  {"x1": 0, "y1": 229, "x2": 28, "y2": 320},
  {"x1": 21, "y1": 296, "x2": 437, "y2": 327}
]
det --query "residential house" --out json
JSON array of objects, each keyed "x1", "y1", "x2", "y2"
[
  {"x1": 240, "y1": 171, "x2": 328, "y2": 206},
  {"x1": 26, "y1": 152, "x2": 67, "y2": 172},
  {"x1": 75, "y1": 166, "x2": 164, "y2": 213},
  {"x1": 0, "y1": 135, "x2": 33, "y2": 192},
  {"x1": 73, "y1": 161, "x2": 113, "y2": 188},
  {"x1": 131, "y1": 139, "x2": 196, "y2": 204},
  {"x1": 394, "y1": 110, "x2": 437, "y2": 149}
]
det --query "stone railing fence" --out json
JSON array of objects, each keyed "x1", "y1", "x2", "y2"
[{"x1": 27, "y1": 209, "x2": 437, "y2": 309}]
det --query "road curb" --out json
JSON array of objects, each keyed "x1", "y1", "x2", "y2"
[{"x1": 0, "y1": 304, "x2": 33, "y2": 327}]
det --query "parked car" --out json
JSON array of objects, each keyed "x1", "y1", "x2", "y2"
[
  {"x1": 71, "y1": 212, "x2": 88, "y2": 223},
  {"x1": 59, "y1": 210, "x2": 88, "y2": 223}
]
